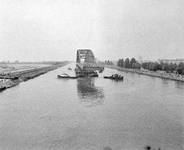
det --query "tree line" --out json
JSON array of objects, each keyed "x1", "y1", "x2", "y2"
[
  {"x1": 141, "y1": 61, "x2": 184, "y2": 75},
  {"x1": 117, "y1": 58, "x2": 184, "y2": 75},
  {"x1": 98, "y1": 60, "x2": 114, "y2": 65},
  {"x1": 117, "y1": 58, "x2": 141, "y2": 69}
]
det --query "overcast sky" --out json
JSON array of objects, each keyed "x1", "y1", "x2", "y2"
[{"x1": 0, "y1": 0, "x2": 184, "y2": 62}]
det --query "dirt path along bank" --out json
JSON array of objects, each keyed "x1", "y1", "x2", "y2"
[{"x1": 0, "y1": 62, "x2": 69, "y2": 90}]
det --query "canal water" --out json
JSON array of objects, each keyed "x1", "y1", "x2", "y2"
[{"x1": 0, "y1": 63, "x2": 183, "y2": 150}]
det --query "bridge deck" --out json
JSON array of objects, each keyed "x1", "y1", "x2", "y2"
[{"x1": 76, "y1": 63, "x2": 104, "y2": 71}]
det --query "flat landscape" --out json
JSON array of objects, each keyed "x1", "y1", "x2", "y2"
[{"x1": 0, "y1": 62, "x2": 69, "y2": 89}]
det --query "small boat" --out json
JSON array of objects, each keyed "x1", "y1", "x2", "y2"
[
  {"x1": 57, "y1": 73, "x2": 78, "y2": 79},
  {"x1": 104, "y1": 74, "x2": 124, "y2": 80}
]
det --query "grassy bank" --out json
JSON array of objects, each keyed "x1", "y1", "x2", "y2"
[
  {"x1": 0, "y1": 61, "x2": 69, "y2": 89},
  {"x1": 105, "y1": 65, "x2": 184, "y2": 82}
]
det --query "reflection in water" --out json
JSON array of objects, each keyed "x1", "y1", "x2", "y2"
[
  {"x1": 161, "y1": 78, "x2": 169, "y2": 85},
  {"x1": 175, "y1": 81, "x2": 184, "y2": 90},
  {"x1": 0, "y1": 64, "x2": 183, "y2": 150},
  {"x1": 77, "y1": 77, "x2": 104, "y2": 107}
]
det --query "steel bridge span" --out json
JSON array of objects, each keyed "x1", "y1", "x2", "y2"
[{"x1": 75, "y1": 49, "x2": 104, "y2": 75}]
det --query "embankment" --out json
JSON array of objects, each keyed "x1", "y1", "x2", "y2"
[
  {"x1": 0, "y1": 62, "x2": 69, "y2": 90},
  {"x1": 105, "y1": 65, "x2": 184, "y2": 82}
]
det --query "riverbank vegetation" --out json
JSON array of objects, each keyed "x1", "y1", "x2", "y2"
[
  {"x1": 98, "y1": 60, "x2": 114, "y2": 66},
  {"x1": 117, "y1": 58, "x2": 184, "y2": 75},
  {"x1": 0, "y1": 61, "x2": 69, "y2": 89},
  {"x1": 117, "y1": 58, "x2": 141, "y2": 69}
]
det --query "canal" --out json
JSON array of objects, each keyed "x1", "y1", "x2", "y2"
[{"x1": 0, "y1": 63, "x2": 183, "y2": 150}]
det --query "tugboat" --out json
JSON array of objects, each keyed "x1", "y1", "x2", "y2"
[
  {"x1": 104, "y1": 74, "x2": 124, "y2": 80},
  {"x1": 57, "y1": 73, "x2": 78, "y2": 79}
]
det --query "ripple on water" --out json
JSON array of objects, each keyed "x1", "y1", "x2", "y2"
[{"x1": 0, "y1": 64, "x2": 183, "y2": 150}]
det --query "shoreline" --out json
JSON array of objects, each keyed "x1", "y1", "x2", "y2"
[
  {"x1": 105, "y1": 65, "x2": 184, "y2": 82},
  {"x1": 0, "y1": 62, "x2": 69, "y2": 90}
]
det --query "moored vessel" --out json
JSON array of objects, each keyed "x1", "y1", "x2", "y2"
[
  {"x1": 57, "y1": 73, "x2": 78, "y2": 79},
  {"x1": 104, "y1": 74, "x2": 124, "y2": 80}
]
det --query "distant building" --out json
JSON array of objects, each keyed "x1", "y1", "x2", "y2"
[
  {"x1": 14, "y1": 60, "x2": 19, "y2": 63},
  {"x1": 158, "y1": 59, "x2": 184, "y2": 64},
  {"x1": 142, "y1": 60, "x2": 157, "y2": 63},
  {"x1": 137, "y1": 55, "x2": 143, "y2": 63}
]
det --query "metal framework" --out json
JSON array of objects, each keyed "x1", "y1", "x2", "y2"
[
  {"x1": 75, "y1": 49, "x2": 104, "y2": 73},
  {"x1": 76, "y1": 49, "x2": 95, "y2": 64}
]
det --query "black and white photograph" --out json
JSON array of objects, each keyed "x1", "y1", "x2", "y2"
[{"x1": 0, "y1": 0, "x2": 184, "y2": 150}]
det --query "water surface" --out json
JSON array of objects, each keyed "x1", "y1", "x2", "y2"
[{"x1": 0, "y1": 63, "x2": 183, "y2": 150}]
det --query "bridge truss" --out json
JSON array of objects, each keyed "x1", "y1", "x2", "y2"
[{"x1": 75, "y1": 49, "x2": 104, "y2": 75}]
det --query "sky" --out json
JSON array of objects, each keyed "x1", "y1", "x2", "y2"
[{"x1": 0, "y1": 0, "x2": 184, "y2": 62}]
